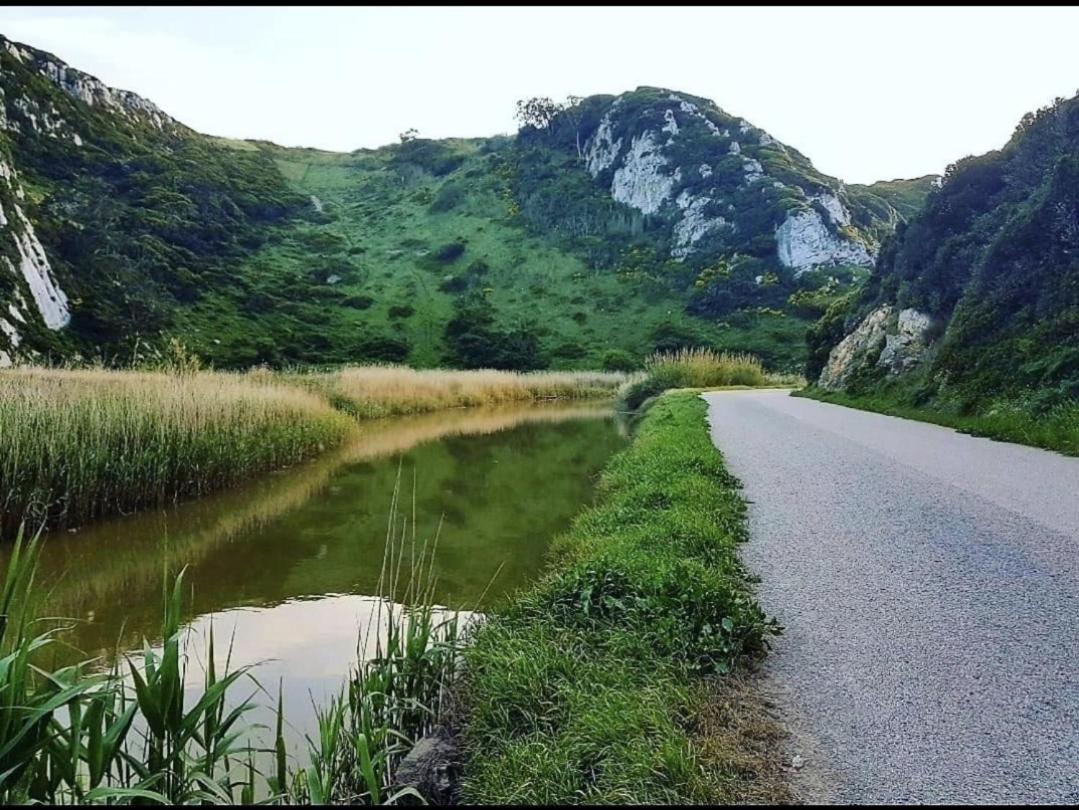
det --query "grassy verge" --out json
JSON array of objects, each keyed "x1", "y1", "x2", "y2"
[
  {"x1": 280, "y1": 365, "x2": 630, "y2": 419},
  {"x1": 458, "y1": 391, "x2": 784, "y2": 804},
  {"x1": 0, "y1": 367, "x2": 356, "y2": 540},
  {"x1": 798, "y1": 386, "x2": 1079, "y2": 456}
]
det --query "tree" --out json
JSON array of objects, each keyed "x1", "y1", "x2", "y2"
[
  {"x1": 562, "y1": 95, "x2": 586, "y2": 161},
  {"x1": 514, "y1": 97, "x2": 561, "y2": 131},
  {"x1": 514, "y1": 95, "x2": 587, "y2": 161}
]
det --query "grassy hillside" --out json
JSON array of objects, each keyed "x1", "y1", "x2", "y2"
[
  {"x1": 170, "y1": 138, "x2": 815, "y2": 371},
  {"x1": 1, "y1": 38, "x2": 922, "y2": 374}
]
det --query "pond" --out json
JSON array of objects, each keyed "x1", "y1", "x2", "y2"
[{"x1": 17, "y1": 401, "x2": 629, "y2": 755}]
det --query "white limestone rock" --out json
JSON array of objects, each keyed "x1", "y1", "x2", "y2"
[
  {"x1": 877, "y1": 308, "x2": 933, "y2": 374},
  {"x1": 809, "y1": 191, "x2": 851, "y2": 227},
  {"x1": 0, "y1": 315, "x2": 20, "y2": 349},
  {"x1": 39, "y1": 58, "x2": 173, "y2": 129},
  {"x1": 671, "y1": 190, "x2": 732, "y2": 259},
  {"x1": 775, "y1": 208, "x2": 873, "y2": 274},
  {"x1": 0, "y1": 156, "x2": 71, "y2": 330},
  {"x1": 584, "y1": 112, "x2": 622, "y2": 177},
  {"x1": 818, "y1": 305, "x2": 934, "y2": 389},
  {"x1": 818, "y1": 305, "x2": 892, "y2": 390},
  {"x1": 662, "y1": 108, "x2": 679, "y2": 140},
  {"x1": 610, "y1": 131, "x2": 678, "y2": 215},
  {"x1": 742, "y1": 158, "x2": 764, "y2": 183}
]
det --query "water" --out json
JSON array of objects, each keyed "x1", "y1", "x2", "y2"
[{"x1": 17, "y1": 401, "x2": 628, "y2": 756}]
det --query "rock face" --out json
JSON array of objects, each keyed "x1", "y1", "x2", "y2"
[
  {"x1": 0, "y1": 151, "x2": 70, "y2": 362},
  {"x1": 610, "y1": 131, "x2": 679, "y2": 215},
  {"x1": 818, "y1": 305, "x2": 933, "y2": 390},
  {"x1": 579, "y1": 87, "x2": 884, "y2": 269},
  {"x1": 878, "y1": 308, "x2": 933, "y2": 375},
  {"x1": 776, "y1": 208, "x2": 873, "y2": 275},
  {"x1": 3, "y1": 36, "x2": 180, "y2": 132},
  {"x1": 392, "y1": 728, "x2": 459, "y2": 805}
]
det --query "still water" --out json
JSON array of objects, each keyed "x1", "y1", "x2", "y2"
[{"x1": 19, "y1": 401, "x2": 628, "y2": 752}]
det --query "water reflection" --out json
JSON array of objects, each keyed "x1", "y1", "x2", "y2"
[{"x1": 20, "y1": 401, "x2": 628, "y2": 674}]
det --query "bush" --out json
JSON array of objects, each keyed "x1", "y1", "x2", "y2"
[
  {"x1": 342, "y1": 294, "x2": 374, "y2": 310},
  {"x1": 621, "y1": 348, "x2": 767, "y2": 410},
  {"x1": 356, "y1": 334, "x2": 411, "y2": 363},
  {"x1": 600, "y1": 349, "x2": 640, "y2": 372},
  {"x1": 434, "y1": 239, "x2": 467, "y2": 263},
  {"x1": 429, "y1": 180, "x2": 466, "y2": 212}
]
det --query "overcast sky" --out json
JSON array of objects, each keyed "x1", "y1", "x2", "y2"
[{"x1": 1, "y1": 7, "x2": 1077, "y2": 184}]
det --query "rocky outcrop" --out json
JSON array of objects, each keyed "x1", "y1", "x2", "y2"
[
  {"x1": 776, "y1": 208, "x2": 874, "y2": 275},
  {"x1": 878, "y1": 308, "x2": 933, "y2": 375},
  {"x1": 393, "y1": 728, "x2": 459, "y2": 805},
  {"x1": 610, "y1": 131, "x2": 679, "y2": 215},
  {"x1": 671, "y1": 190, "x2": 732, "y2": 258},
  {"x1": 580, "y1": 88, "x2": 886, "y2": 268},
  {"x1": 3, "y1": 35, "x2": 180, "y2": 132},
  {"x1": 818, "y1": 305, "x2": 933, "y2": 390}
]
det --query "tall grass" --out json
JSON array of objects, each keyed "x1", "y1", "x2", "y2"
[
  {"x1": 296, "y1": 479, "x2": 468, "y2": 804},
  {"x1": 621, "y1": 348, "x2": 778, "y2": 410},
  {"x1": 647, "y1": 348, "x2": 767, "y2": 388},
  {"x1": 282, "y1": 365, "x2": 629, "y2": 419},
  {"x1": 0, "y1": 368, "x2": 356, "y2": 540}
]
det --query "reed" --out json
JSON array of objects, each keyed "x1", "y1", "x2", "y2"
[
  {"x1": 0, "y1": 476, "x2": 469, "y2": 805},
  {"x1": 621, "y1": 348, "x2": 773, "y2": 410},
  {"x1": 281, "y1": 365, "x2": 629, "y2": 419},
  {"x1": 0, "y1": 367, "x2": 356, "y2": 540}
]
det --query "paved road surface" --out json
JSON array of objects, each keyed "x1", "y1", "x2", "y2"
[{"x1": 703, "y1": 390, "x2": 1078, "y2": 804}]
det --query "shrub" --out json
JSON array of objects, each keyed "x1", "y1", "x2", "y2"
[
  {"x1": 429, "y1": 180, "x2": 466, "y2": 212},
  {"x1": 343, "y1": 294, "x2": 375, "y2": 310},
  {"x1": 434, "y1": 239, "x2": 467, "y2": 263},
  {"x1": 600, "y1": 349, "x2": 640, "y2": 372}
]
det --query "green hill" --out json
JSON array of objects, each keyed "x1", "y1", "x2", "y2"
[
  {"x1": 0, "y1": 34, "x2": 918, "y2": 372},
  {"x1": 809, "y1": 93, "x2": 1079, "y2": 417}
]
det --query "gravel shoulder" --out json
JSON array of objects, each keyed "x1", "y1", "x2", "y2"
[{"x1": 704, "y1": 389, "x2": 1079, "y2": 804}]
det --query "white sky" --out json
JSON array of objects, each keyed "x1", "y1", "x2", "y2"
[{"x1": 1, "y1": 6, "x2": 1077, "y2": 184}]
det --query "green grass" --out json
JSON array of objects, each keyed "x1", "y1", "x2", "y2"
[
  {"x1": 458, "y1": 392, "x2": 782, "y2": 804},
  {"x1": 799, "y1": 386, "x2": 1079, "y2": 456}
]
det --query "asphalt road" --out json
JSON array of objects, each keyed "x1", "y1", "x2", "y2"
[{"x1": 703, "y1": 390, "x2": 1079, "y2": 804}]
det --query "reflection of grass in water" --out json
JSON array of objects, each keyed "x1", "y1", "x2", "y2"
[
  {"x1": 298, "y1": 471, "x2": 473, "y2": 804},
  {"x1": 19, "y1": 402, "x2": 618, "y2": 662}
]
